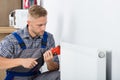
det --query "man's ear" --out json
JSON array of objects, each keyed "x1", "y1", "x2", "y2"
[{"x1": 27, "y1": 20, "x2": 30, "y2": 26}]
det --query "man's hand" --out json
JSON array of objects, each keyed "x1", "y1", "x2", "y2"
[
  {"x1": 21, "y1": 58, "x2": 38, "y2": 69},
  {"x1": 43, "y1": 50, "x2": 59, "y2": 71},
  {"x1": 43, "y1": 50, "x2": 53, "y2": 63}
]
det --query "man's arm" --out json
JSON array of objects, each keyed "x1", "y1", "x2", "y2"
[
  {"x1": 43, "y1": 50, "x2": 59, "y2": 71},
  {"x1": 0, "y1": 34, "x2": 38, "y2": 70},
  {"x1": 46, "y1": 60, "x2": 59, "y2": 71},
  {"x1": 0, "y1": 57, "x2": 38, "y2": 70}
]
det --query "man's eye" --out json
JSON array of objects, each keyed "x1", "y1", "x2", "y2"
[{"x1": 39, "y1": 24, "x2": 43, "y2": 26}]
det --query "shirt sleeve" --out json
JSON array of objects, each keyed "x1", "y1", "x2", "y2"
[
  {"x1": 0, "y1": 36, "x2": 14, "y2": 58},
  {"x1": 53, "y1": 54, "x2": 59, "y2": 64},
  {"x1": 48, "y1": 34, "x2": 55, "y2": 49}
]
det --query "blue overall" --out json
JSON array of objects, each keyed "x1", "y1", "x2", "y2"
[{"x1": 5, "y1": 32, "x2": 48, "y2": 80}]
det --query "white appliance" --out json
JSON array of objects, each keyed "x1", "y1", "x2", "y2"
[
  {"x1": 60, "y1": 42, "x2": 112, "y2": 80},
  {"x1": 9, "y1": 9, "x2": 28, "y2": 29}
]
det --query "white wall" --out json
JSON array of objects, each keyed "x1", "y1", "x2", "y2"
[
  {"x1": 43, "y1": 0, "x2": 64, "y2": 45},
  {"x1": 61, "y1": 0, "x2": 120, "y2": 80}
]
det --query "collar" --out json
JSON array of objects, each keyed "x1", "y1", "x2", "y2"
[
  {"x1": 23, "y1": 25, "x2": 43, "y2": 39},
  {"x1": 22, "y1": 25, "x2": 31, "y2": 39}
]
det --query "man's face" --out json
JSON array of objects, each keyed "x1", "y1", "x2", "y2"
[{"x1": 28, "y1": 16, "x2": 47, "y2": 37}]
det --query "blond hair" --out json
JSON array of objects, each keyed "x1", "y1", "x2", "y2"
[{"x1": 28, "y1": 5, "x2": 47, "y2": 19}]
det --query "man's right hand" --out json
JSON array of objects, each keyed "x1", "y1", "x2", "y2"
[
  {"x1": 21, "y1": 58, "x2": 38, "y2": 69},
  {"x1": 0, "y1": 57, "x2": 37, "y2": 69}
]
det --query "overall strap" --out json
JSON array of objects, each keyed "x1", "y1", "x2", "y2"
[
  {"x1": 5, "y1": 70, "x2": 41, "y2": 80},
  {"x1": 12, "y1": 32, "x2": 26, "y2": 50},
  {"x1": 41, "y1": 31, "x2": 48, "y2": 48}
]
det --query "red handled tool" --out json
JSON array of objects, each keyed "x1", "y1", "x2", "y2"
[{"x1": 51, "y1": 45, "x2": 60, "y2": 55}]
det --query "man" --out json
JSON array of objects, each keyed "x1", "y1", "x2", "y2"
[{"x1": 0, "y1": 5, "x2": 60, "y2": 80}]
